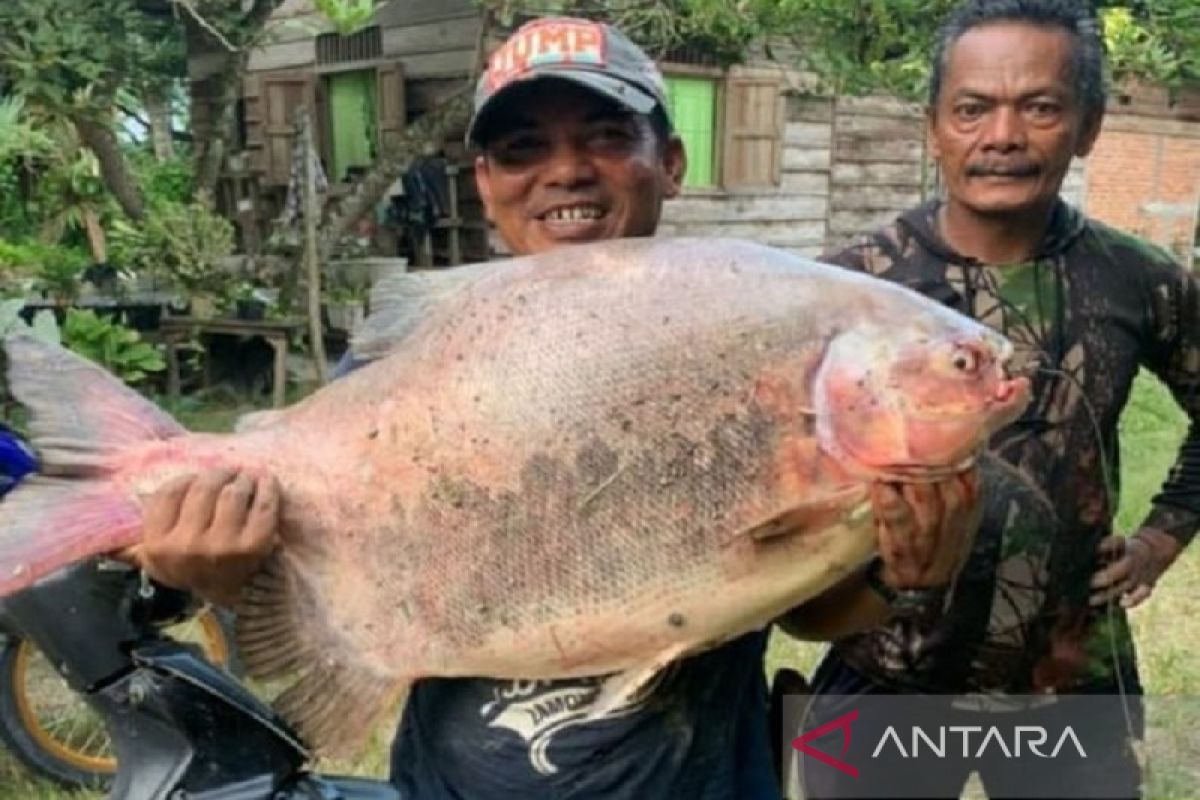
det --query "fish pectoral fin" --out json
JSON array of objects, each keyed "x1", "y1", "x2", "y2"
[
  {"x1": 585, "y1": 644, "x2": 690, "y2": 721},
  {"x1": 744, "y1": 485, "x2": 869, "y2": 541},
  {"x1": 235, "y1": 554, "x2": 408, "y2": 760}
]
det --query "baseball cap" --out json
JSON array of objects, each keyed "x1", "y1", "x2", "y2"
[{"x1": 466, "y1": 17, "x2": 671, "y2": 146}]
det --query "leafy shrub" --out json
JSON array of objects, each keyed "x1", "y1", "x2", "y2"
[
  {"x1": 1103, "y1": 7, "x2": 1186, "y2": 87},
  {"x1": 1, "y1": 302, "x2": 162, "y2": 390},
  {"x1": 0, "y1": 238, "x2": 89, "y2": 299},
  {"x1": 61, "y1": 308, "x2": 165, "y2": 386},
  {"x1": 109, "y1": 200, "x2": 234, "y2": 295},
  {"x1": 0, "y1": 161, "x2": 36, "y2": 242},
  {"x1": 0, "y1": 239, "x2": 77, "y2": 270},
  {"x1": 130, "y1": 151, "x2": 194, "y2": 206}
]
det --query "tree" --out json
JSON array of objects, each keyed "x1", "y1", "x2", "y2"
[
  {"x1": 183, "y1": 0, "x2": 290, "y2": 200},
  {"x1": 766, "y1": 0, "x2": 1200, "y2": 99},
  {"x1": 573, "y1": 1, "x2": 1198, "y2": 102},
  {"x1": 0, "y1": 0, "x2": 296, "y2": 216},
  {"x1": 1098, "y1": 1, "x2": 1200, "y2": 90},
  {"x1": 0, "y1": 0, "x2": 177, "y2": 220}
]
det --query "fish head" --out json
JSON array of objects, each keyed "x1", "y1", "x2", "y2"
[{"x1": 813, "y1": 317, "x2": 1030, "y2": 480}]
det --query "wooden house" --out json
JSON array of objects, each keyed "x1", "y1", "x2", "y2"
[
  {"x1": 188, "y1": 0, "x2": 488, "y2": 263},
  {"x1": 187, "y1": 1, "x2": 861, "y2": 264},
  {"x1": 188, "y1": 2, "x2": 1200, "y2": 268}
]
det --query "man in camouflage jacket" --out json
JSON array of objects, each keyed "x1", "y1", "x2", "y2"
[{"x1": 796, "y1": 2, "x2": 1199, "y2": 798}]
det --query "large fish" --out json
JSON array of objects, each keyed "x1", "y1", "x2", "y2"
[{"x1": 0, "y1": 237, "x2": 1029, "y2": 756}]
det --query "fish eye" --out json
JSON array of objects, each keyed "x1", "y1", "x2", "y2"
[{"x1": 951, "y1": 347, "x2": 979, "y2": 373}]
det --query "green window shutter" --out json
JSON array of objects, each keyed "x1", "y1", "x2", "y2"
[
  {"x1": 665, "y1": 76, "x2": 716, "y2": 188},
  {"x1": 327, "y1": 70, "x2": 378, "y2": 183}
]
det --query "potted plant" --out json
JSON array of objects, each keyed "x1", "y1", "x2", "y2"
[
  {"x1": 323, "y1": 285, "x2": 366, "y2": 333},
  {"x1": 109, "y1": 201, "x2": 235, "y2": 316},
  {"x1": 227, "y1": 281, "x2": 268, "y2": 321},
  {"x1": 34, "y1": 246, "x2": 89, "y2": 307}
]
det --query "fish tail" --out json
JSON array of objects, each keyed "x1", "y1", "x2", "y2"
[{"x1": 1, "y1": 334, "x2": 186, "y2": 596}]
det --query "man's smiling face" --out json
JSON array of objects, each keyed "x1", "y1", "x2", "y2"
[{"x1": 474, "y1": 79, "x2": 685, "y2": 255}]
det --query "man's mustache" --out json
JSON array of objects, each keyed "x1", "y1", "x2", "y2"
[{"x1": 966, "y1": 162, "x2": 1041, "y2": 178}]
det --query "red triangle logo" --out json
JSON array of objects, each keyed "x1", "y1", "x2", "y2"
[{"x1": 791, "y1": 709, "x2": 860, "y2": 778}]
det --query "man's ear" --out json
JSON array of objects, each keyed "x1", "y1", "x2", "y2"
[
  {"x1": 474, "y1": 154, "x2": 496, "y2": 223},
  {"x1": 661, "y1": 135, "x2": 687, "y2": 199},
  {"x1": 1075, "y1": 108, "x2": 1104, "y2": 159}
]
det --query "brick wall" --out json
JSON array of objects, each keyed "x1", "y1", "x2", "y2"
[{"x1": 1082, "y1": 115, "x2": 1200, "y2": 267}]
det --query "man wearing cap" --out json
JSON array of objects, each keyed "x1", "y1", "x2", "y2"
[{"x1": 129, "y1": 16, "x2": 971, "y2": 799}]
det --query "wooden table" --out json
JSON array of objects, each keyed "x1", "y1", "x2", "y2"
[{"x1": 159, "y1": 316, "x2": 307, "y2": 408}]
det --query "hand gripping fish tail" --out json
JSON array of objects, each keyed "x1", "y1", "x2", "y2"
[{"x1": 0, "y1": 334, "x2": 186, "y2": 596}]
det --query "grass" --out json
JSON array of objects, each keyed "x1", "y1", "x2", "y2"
[{"x1": 1, "y1": 372, "x2": 1196, "y2": 797}]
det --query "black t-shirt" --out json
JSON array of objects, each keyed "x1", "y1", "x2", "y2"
[{"x1": 387, "y1": 629, "x2": 779, "y2": 799}]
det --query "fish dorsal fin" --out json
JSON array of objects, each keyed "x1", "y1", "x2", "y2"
[
  {"x1": 235, "y1": 551, "x2": 410, "y2": 759},
  {"x1": 350, "y1": 261, "x2": 496, "y2": 360},
  {"x1": 234, "y1": 408, "x2": 285, "y2": 433}
]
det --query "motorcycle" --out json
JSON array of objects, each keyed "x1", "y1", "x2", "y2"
[
  {"x1": 0, "y1": 427, "x2": 400, "y2": 799},
  {"x1": 0, "y1": 569, "x2": 236, "y2": 789}
]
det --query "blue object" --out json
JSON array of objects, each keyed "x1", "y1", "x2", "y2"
[{"x1": 0, "y1": 427, "x2": 38, "y2": 498}]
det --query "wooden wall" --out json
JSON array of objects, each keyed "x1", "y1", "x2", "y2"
[
  {"x1": 189, "y1": 0, "x2": 480, "y2": 82},
  {"x1": 659, "y1": 88, "x2": 933, "y2": 259},
  {"x1": 659, "y1": 85, "x2": 1100, "y2": 260},
  {"x1": 826, "y1": 95, "x2": 927, "y2": 252}
]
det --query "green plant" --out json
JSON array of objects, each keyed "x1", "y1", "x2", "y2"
[
  {"x1": 34, "y1": 257, "x2": 85, "y2": 303},
  {"x1": 60, "y1": 308, "x2": 164, "y2": 386},
  {"x1": 0, "y1": 239, "x2": 89, "y2": 299},
  {"x1": 0, "y1": 161, "x2": 33, "y2": 242},
  {"x1": 218, "y1": 279, "x2": 275, "y2": 316},
  {"x1": 129, "y1": 150, "x2": 194, "y2": 206},
  {"x1": 230, "y1": 280, "x2": 259, "y2": 302},
  {"x1": 0, "y1": 98, "x2": 68, "y2": 244},
  {"x1": 108, "y1": 200, "x2": 234, "y2": 295},
  {"x1": 0, "y1": 96, "x2": 51, "y2": 161},
  {"x1": 0, "y1": 240, "x2": 35, "y2": 297},
  {"x1": 32, "y1": 141, "x2": 112, "y2": 251},
  {"x1": 1103, "y1": 7, "x2": 1185, "y2": 88},
  {"x1": 312, "y1": 0, "x2": 385, "y2": 35},
  {"x1": 324, "y1": 284, "x2": 367, "y2": 304},
  {"x1": 0, "y1": 239, "x2": 40, "y2": 272}
]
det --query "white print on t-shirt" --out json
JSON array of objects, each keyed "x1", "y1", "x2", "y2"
[{"x1": 481, "y1": 672, "x2": 665, "y2": 775}]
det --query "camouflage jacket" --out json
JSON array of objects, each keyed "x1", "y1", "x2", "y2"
[{"x1": 823, "y1": 199, "x2": 1200, "y2": 693}]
